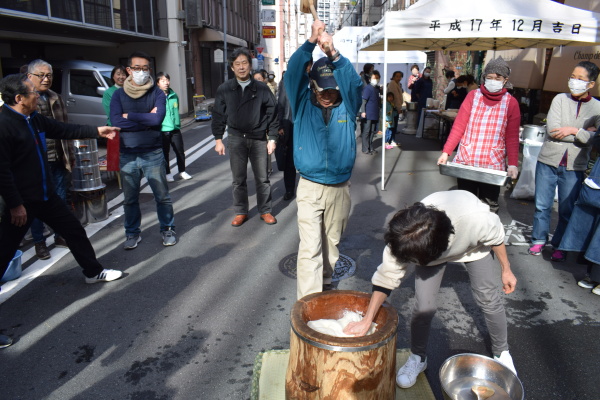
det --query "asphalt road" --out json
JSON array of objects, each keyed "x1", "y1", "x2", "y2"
[{"x1": 0, "y1": 120, "x2": 598, "y2": 400}]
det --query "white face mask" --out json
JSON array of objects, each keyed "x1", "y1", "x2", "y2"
[
  {"x1": 371, "y1": 79, "x2": 379, "y2": 86},
  {"x1": 423, "y1": 72, "x2": 431, "y2": 78},
  {"x1": 132, "y1": 70, "x2": 150, "y2": 85},
  {"x1": 568, "y1": 78, "x2": 589, "y2": 95},
  {"x1": 484, "y1": 79, "x2": 504, "y2": 93}
]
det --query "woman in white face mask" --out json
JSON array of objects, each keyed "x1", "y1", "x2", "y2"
[
  {"x1": 528, "y1": 61, "x2": 600, "y2": 262},
  {"x1": 437, "y1": 56, "x2": 521, "y2": 213}
]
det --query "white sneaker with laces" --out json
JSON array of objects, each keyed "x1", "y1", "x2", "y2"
[
  {"x1": 179, "y1": 171, "x2": 192, "y2": 180},
  {"x1": 85, "y1": 269, "x2": 123, "y2": 284},
  {"x1": 166, "y1": 173, "x2": 175, "y2": 182},
  {"x1": 494, "y1": 350, "x2": 517, "y2": 376},
  {"x1": 396, "y1": 352, "x2": 427, "y2": 388}
]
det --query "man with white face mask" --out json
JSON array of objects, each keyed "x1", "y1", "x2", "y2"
[
  {"x1": 529, "y1": 61, "x2": 600, "y2": 261},
  {"x1": 110, "y1": 51, "x2": 177, "y2": 250},
  {"x1": 438, "y1": 56, "x2": 520, "y2": 213}
]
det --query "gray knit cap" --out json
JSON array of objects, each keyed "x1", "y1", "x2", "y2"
[{"x1": 484, "y1": 56, "x2": 511, "y2": 78}]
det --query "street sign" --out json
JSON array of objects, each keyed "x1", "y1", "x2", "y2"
[
  {"x1": 256, "y1": 47, "x2": 264, "y2": 53},
  {"x1": 262, "y1": 26, "x2": 276, "y2": 38},
  {"x1": 214, "y1": 49, "x2": 223, "y2": 63},
  {"x1": 261, "y1": 9, "x2": 276, "y2": 22},
  {"x1": 257, "y1": 54, "x2": 264, "y2": 61},
  {"x1": 262, "y1": 0, "x2": 275, "y2": 5}
]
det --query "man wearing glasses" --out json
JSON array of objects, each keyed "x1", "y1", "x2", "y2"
[
  {"x1": 0, "y1": 74, "x2": 124, "y2": 348},
  {"x1": 26, "y1": 59, "x2": 71, "y2": 260},
  {"x1": 212, "y1": 47, "x2": 279, "y2": 227},
  {"x1": 110, "y1": 51, "x2": 176, "y2": 249},
  {"x1": 285, "y1": 21, "x2": 363, "y2": 299}
]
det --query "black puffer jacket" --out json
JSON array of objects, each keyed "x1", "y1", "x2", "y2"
[{"x1": 211, "y1": 78, "x2": 279, "y2": 141}]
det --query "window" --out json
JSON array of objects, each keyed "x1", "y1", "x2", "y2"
[
  {"x1": 1, "y1": 0, "x2": 47, "y2": 15},
  {"x1": 70, "y1": 70, "x2": 103, "y2": 97},
  {"x1": 99, "y1": 70, "x2": 115, "y2": 87},
  {"x1": 113, "y1": 0, "x2": 136, "y2": 31},
  {"x1": 84, "y1": 0, "x2": 112, "y2": 27},
  {"x1": 50, "y1": 0, "x2": 82, "y2": 21},
  {"x1": 136, "y1": 0, "x2": 153, "y2": 35}
]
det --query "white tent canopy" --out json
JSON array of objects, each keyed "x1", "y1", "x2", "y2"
[
  {"x1": 360, "y1": 0, "x2": 600, "y2": 52},
  {"x1": 333, "y1": 27, "x2": 426, "y2": 65}
]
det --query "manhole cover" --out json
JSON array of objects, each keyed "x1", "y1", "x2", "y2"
[{"x1": 279, "y1": 253, "x2": 356, "y2": 282}]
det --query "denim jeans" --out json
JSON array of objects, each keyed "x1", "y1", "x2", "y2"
[
  {"x1": 227, "y1": 134, "x2": 272, "y2": 215},
  {"x1": 31, "y1": 161, "x2": 69, "y2": 243},
  {"x1": 558, "y1": 182, "x2": 600, "y2": 265},
  {"x1": 120, "y1": 149, "x2": 174, "y2": 236},
  {"x1": 532, "y1": 161, "x2": 583, "y2": 247}
]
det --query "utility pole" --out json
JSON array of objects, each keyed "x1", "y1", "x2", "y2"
[{"x1": 223, "y1": 0, "x2": 228, "y2": 83}]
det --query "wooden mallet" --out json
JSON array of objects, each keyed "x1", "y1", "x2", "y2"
[{"x1": 300, "y1": 0, "x2": 330, "y2": 52}]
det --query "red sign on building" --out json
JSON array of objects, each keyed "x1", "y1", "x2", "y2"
[{"x1": 262, "y1": 26, "x2": 276, "y2": 39}]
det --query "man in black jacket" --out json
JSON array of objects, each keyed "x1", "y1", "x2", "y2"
[
  {"x1": 0, "y1": 74, "x2": 124, "y2": 348},
  {"x1": 212, "y1": 47, "x2": 279, "y2": 227}
]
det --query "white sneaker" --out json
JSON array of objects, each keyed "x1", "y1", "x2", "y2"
[
  {"x1": 494, "y1": 350, "x2": 517, "y2": 376},
  {"x1": 166, "y1": 173, "x2": 175, "y2": 182},
  {"x1": 179, "y1": 171, "x2": 192, "y2": 180},
  {"x1": 396, "y1": 352, "x2": 427, "y2": 388},
  {"x1": 85, "y1": 269, "x2": 123, "y2": 284}
]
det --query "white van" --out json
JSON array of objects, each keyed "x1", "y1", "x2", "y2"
[{"x1": 51, "y1": 60, "x2": 116, "y2": 126}]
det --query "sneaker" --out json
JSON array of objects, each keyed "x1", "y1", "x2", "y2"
[
  {"x1": 34, "y1": 242, "x2": 51, "y2": 260},
  {"x1": 494, "y1": 350, "x2": 517, "y2": 376},
  {"x1": 528, "y1": 244, "x2": 544, "y2": 256},
  {"x1": 0, "y1": 334, "x2": 13, "y2": 349},
  {"x1": 54, "y1": 236, "x2": 68, "y2": 248},
  {"x1": 123, "y1": 235, "x2": 141, "y2": 250},
  {"x1": 390, "y1": 141, "x2": 399, "y2": 147},
  {"x1": 592, "y1": 285, "x2": 600, "y2": 296},
  {"x1": 166, "y1": 173, "x2": 175, "y2": 182},
  {"x1": 385, "y1": 144, "x2": 394, "y2": 150},
  {"x1": 550, "y1": 249, "x2": 566, "y2": 262},
  {"x1": 578, "y1": 276, "x2": 597, "y2": 289},
  {"x1": 396, "y1": 352, "x2": 427, "y2": 388},
  {"x1": 162, "y1": 229, "x2": 177, "y2": 246},
  {"x1": 179, "y1": 171, "x2": 192, "y2": 180},
  {"x1": 85, "y1": 269, "x2": 123, "y2": 284}
]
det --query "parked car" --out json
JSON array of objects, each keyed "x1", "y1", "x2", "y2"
[{"x1": 50, "y1": 60, "x2": 116, "y2": 126}]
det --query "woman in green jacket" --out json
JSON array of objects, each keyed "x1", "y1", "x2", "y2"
[
  {"x1": 157, "y1": 72, "x2": 191, "y2": 181},
  {"x1": 102, "y1": 65, "x2": 127, "y2": 126}
]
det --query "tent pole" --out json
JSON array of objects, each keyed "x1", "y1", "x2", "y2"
[{"x1": 381, "y1": 35, "x2": 388, "y2": 191}]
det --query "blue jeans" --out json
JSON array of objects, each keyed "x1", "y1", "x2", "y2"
[
  {"x1": 227, "y1": 134, "x2": 272, "y2": 215},
  {"x1": 120, "y1": 149, "x2": 174, "y2": 236},
  {"x1": 31, "y1": 161, "x2": 69, "y2": 243},
  {"x1": 531, "y1": 161, "x2": 583, "y2": 247}
]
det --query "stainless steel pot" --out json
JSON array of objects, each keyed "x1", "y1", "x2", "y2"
[
  {"x1": 521, "y1": 124, "x2": 546, "y2": 142},
  {"x1": 406, "y1": 102, "x2": 418, "y2": 111}
]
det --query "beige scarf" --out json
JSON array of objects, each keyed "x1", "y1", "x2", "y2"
[{"x1": 123, "y1": 75, "x2": 154, "y2": 99}]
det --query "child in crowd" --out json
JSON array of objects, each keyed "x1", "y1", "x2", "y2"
[{"x1": 385, "y1": 92, "x2": 399, "y2": 150}]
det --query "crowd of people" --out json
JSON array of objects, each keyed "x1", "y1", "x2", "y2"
[{"x1": 1, "y1": 21, "x2": 598, "y2": 397}]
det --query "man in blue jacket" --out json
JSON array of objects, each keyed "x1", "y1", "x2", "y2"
[
  {"x1": 110, "y1": 51, "x2": 176, "y2": 249},
  {"x1": 285, "y1": 20, "x2": 363, "y2": 299}
]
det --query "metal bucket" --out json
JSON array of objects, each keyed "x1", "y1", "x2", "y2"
[
  {"x1": 71, "y1": 185, "x2": 108, "y2": 225},
  {"x1": 406, "y1": 101, "x2": 418, "y2": 111},
  {"x1": 521, "y1": 125, "x2": 546, "y2": 143},
  {"x1": 71, "y1": 139, "x2": 103, "y2": 190}
]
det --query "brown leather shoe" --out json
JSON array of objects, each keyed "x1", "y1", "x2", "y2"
[
  {"x1": 35, "y1": 242, "x2": 51, "y2": 260},
  {"x1": 260, "y1": 213, "x2": 277, "y2": 225},
  {"x1": 54, "y1": 236, "x2": 68, "y2": 248},
  {"x1": 231, "y1": 214, "x2": 248, "y2": 227}
]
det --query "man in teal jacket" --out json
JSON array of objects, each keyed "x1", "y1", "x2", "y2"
[{"x1": 285, "y1": 20, "x2": 363, "y2": 299}]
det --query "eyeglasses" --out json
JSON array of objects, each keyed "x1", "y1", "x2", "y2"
[
  {"x1": 30, "y1": 73, "x2": 53, "y2": 80},
  {"x1": 129, "y1": 66, "x2": 150, "y2": 72}
]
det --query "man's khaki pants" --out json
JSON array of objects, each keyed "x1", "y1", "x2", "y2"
[{"x1": 296, "y1": 178, "x2": 351, "y2": 299}]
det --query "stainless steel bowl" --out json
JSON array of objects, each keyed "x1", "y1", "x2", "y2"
[
  {"x1": 439, "y1": 162, "x2": 510, "y2": 186},
  {"x1": 406, "y1": 102, "x2": 418, "y2": 111},
  {"x1": 521, "y1": 124, "x2": 546, "y2": 143},
  {"x1": 439, "y1": 353, "x2": 524, "y2": 400}
]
